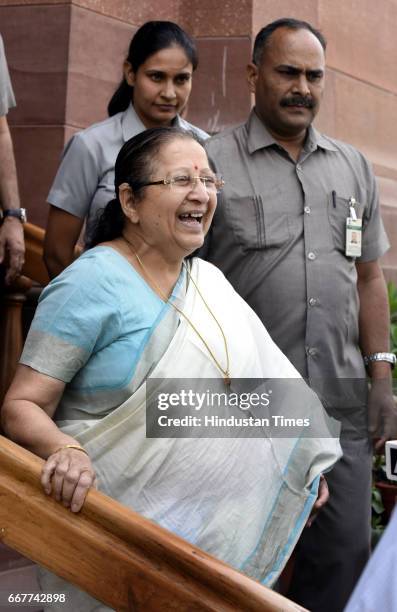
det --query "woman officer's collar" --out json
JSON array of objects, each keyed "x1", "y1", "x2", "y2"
[{"x1": 122, "y1": 103, "x2": 182, "y2": 142}]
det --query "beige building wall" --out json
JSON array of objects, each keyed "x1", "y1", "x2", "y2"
[{"x1": 1, "y1": 0, "x2": 396, "y2": 280}]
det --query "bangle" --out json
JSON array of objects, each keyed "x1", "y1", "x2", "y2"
[{"x1": 54, "y1": 444, "x2": 89, "y2": 456}]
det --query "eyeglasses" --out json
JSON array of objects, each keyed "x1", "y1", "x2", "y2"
[{"x1": 139, "y1": 174, "x2": 225, "y2": 193}]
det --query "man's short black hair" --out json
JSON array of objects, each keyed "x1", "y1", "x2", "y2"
[{"x1": 253, "y1": 17, "x2": 327, "y2": 65}]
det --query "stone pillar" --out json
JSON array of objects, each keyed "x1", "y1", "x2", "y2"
[
  {"x1": 1, "y1": 1, "x2": 136, "y2": 228},
  {"x1": 313, "y1": 1, "x2": 397, "y2": 284}
]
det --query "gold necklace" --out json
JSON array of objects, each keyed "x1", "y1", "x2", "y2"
[{"x1": 122, "y1": 236, "x2": 231, "y2": 385}]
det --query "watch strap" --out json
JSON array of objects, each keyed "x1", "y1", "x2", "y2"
[{"x1": 2, "y1": 208, "x2": 27, "y2": 223}]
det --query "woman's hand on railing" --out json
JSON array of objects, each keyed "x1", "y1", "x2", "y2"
[{"x1": 41, "y1": 446, "x2": 97, "y2": 513}]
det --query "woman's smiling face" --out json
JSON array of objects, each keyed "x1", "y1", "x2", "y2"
[
  {"x1": 121, "y1": 137, "x2": 218, "y2": 259},
  {"x1": 125, "y1": 45, "x2": 193, "y2": 128}
]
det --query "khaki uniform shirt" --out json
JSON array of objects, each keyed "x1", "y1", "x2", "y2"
[
  {"x1": 201, "y1": 110, "x2": 389, "y2": 408},
  {"x1": 47, "y1": 103, "x2": 208, "y2": 244}
]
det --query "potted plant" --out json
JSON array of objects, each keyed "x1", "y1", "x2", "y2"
[
  {"x1": 388, "y1": 281, "x2": 397, "y2": 394},
  {"x1": 371, "y1": 484, "x2": 385, "y2": 547},
  {"x1": 373, "y1": 453, "x2": 397, "y2": 522},
  {"x1": 370, "y1": 282, "x2": 397, "y2": 543}
]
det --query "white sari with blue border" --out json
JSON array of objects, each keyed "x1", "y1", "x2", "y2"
[{"x1": 40, "y1": 258, "x2": 341, "y2": 610}]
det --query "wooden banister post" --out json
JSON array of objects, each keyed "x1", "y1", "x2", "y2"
[
  {"x1": 0, "y1": 276, "x2": 32, "y2": 405},
  {"x1": 22, "y1": 223, "x2": 49, "y2": 287},
  {"x1": 0, "y1": 221, "x2": 80, "y2": 408}
]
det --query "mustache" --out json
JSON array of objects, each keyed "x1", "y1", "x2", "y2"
[{"x1": 280, "y1": 95, "x2": 315, "y2": 109}]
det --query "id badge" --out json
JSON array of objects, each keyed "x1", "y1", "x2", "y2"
[{"x1": 345, "y1": 217, "x2": 362, "y2": 257}]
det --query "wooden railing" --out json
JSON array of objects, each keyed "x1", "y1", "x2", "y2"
[
  {"x1": 0, "y1": 223, "x2": 49, "y2": 404},
  {"x1": 22, "y1": 222, "x2": 50, "y2": 286},
  {"x1": 0, "y1": 276, "x2": 31, "y2": 404},
  {"x1": 0, "y1": 435, "x2": 307, "y2": 611}
]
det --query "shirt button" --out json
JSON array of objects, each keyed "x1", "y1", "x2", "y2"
[
  {"x1": 304, "y1": 206, "x2": 311, "y2": 214},
  {"x1": 296, "y1": 164, "x2": 302, "y2": 172},
  {"x1": 307, "y1": 252, "x2": 316, "y2": 260},
  {"x1": 307, "y1": 347, "x2": 317, "y2": 357},
  {"x1": 308, "y1": 297, "x2": 318, "y2": 307}
]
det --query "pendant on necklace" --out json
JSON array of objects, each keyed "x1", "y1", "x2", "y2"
[{"x1": 224, "y1": 375, "x2": 231, "y2": 386}]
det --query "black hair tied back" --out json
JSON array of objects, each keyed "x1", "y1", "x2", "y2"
[{"x1": 89, "y1": 198, "x2": 125, "y2": 247}]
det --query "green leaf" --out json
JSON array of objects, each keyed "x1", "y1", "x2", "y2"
[
  {"x1": 372, "y1": 515, "x2": 383, "y2": 528},
  {"x1": 388, "y1": 282, "x2": 397, "y2": 318},
  {"x1": 372, "y1": 498, "x2": 385, "y2": 514},
  {"x1": 371, "y1": 487, "x2": 385, "y2": 514},
  {"x1": 391, "y1": 324, "x2": 397, "y2": 346}
]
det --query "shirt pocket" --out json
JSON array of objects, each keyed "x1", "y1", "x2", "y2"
[
  {"x1": 327, "y1": 192, "x2": 365, "y2": 253},
  {"x1": 224, "y1": 194, "x2": 293, "y2": 251}
]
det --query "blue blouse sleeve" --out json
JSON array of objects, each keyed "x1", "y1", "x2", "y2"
[{"x1": 20, "y1": 255, "x2": 122, "y2": 382}]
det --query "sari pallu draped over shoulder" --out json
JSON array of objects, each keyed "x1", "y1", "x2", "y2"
[{"x1": 43, "y1": 258, "x2": 341, "y2": 610}]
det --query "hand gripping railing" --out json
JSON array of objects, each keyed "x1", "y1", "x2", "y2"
[{"x1": 0, "y1": 435, "x2": 307, "y2": 611}]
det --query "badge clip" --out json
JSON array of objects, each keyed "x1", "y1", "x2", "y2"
[{"x1": 346, "y1": 197, "x2": 361, "y2": 257}]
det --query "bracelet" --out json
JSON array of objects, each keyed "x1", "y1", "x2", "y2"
[
  {"x1": 54, "y1": 444, "x2": 89, "y2": 456},
  {"x1": 363, "y1": 352, "x2": 396, "y2": 370}
]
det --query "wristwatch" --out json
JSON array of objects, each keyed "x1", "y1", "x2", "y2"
[
  {"x1": 363, "y1": 352, "x2": 396, "y2": 369},
  {"x1": 1, "y1": 208, "x2": 27, "y2": 223}
]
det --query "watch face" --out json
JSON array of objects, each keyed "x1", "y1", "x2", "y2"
[{"x1": 20, "y1": 208, "x2": 27, "y2": 223}]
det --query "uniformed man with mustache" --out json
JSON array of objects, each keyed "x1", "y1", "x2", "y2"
[{"x1": 199, "y1": 17, "x2": 397, "y2": 612}]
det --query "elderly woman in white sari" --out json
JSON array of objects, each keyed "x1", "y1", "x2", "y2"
[{"x1": 2, "y1": 127, "x2": 341, "y2": 610}]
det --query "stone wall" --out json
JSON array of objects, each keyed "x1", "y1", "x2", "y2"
[{"x1": 1, "y1": 0, "x2": 396, "y2": 280}]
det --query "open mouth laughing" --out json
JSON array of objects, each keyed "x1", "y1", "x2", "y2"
[{"x1": 178, "y1": 212, "x2": 204, "y2": 227}]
